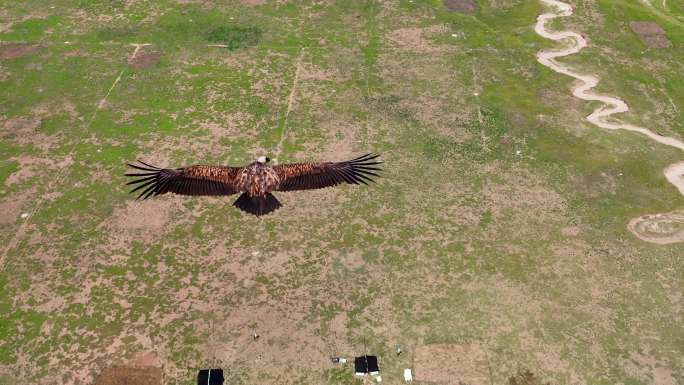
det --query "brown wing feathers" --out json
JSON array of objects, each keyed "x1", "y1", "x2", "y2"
[
  {"x1": 275, "y1": 153, "x2": 381, "y2": 191},
  {"x1": 125, "y1": 161, "x2": 238, "y2": 199}
]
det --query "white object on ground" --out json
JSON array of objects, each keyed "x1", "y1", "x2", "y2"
[
  {"x1": 404, "y1": 368, "x2": 413, "y2": 382},
  {"x1": 20, "y1": 213, "x2": 29, "y2": 219}
]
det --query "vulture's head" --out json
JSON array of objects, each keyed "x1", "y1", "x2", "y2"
[{"x1": 256, "y1": 156, "x2": 271, "y2": 164}]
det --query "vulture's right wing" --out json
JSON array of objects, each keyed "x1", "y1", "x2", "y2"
[
  {"x1": 125, "y1": 160, "x2": 240, "y2": 199},
  {"x1": 273, "y1": 153, "x2": 381, "y2": 192}
]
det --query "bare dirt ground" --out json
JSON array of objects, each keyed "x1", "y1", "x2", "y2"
[
  {"x1": 414, "y1": 343, "x2": 489, "y2": 384},
  {"x1": 94, "y1": 367, "x2": 162, "y2": 385},
  {"x1": 629, "y1": 21, "x2": 672, "y2": 48},
  {"x1": 128, "y1": 50, "x2": 162, "y2": 69},
  {"x1": 0, "y1": 199, "x2": 23, "y2": 225},
  {"x1": 0, "y1": 44, "x2": 38, "y2": 60},
  {"x1": 385, "y1": 25, "x2": 448, "y2": 53},
  {"x1": 443, "y1": 0, "x2": 478, "y2": 14},
  {"x1": 240, "y1": 0, "x2": 266, "y2": 6}
]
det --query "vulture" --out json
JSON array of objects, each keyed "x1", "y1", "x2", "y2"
[{"x1": 124, "y1": 154, "x2": 381, "y2": 216}]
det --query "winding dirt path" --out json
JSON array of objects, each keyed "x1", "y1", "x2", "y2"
[{"x1": 535, "y1": 0, "x2": 684, "y2": 244}]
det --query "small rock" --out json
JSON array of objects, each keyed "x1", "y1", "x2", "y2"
[{"x1": 21, "y1": 213, "x2": 29, "y2": 219}]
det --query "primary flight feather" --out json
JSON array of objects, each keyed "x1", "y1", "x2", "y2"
[{"x1": 124, "y1": 154, "x2": 381, "y2": 216}]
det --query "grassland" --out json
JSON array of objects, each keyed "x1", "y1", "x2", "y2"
[{"x1": 0, "y1": 0, "x2": 682, "y2": 384}]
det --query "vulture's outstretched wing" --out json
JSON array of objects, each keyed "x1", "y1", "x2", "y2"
[
  {"x1": 125, "y1": 160, "x2": 240, "y2": 199},
  {"x1": 273, "y1": 153, "x2": 381, "y2": 192}
]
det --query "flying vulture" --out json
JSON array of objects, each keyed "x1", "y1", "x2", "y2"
[{"x1": 124, "y1": 154, "x2": 381, "y2": 216}]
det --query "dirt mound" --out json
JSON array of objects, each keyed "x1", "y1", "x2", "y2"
[
  {"x1": 128, "y1": 51, "x2": 161, "y2": 69},
  {"x1": 629, "y1": 22, "x2": 671, "y2": 48},
  {"x1": 414, "y1": 343, "x2": 489, "y2": 384},
  {"x1": 0, "y1": 44, "x2": 38, "y2": 60},
  {"x1": 443, "y1": 0, "x2": 478, "y2": 14}
]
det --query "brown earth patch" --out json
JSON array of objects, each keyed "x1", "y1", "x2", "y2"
[
  {"x1": 64, "y1": 49, "x2": 88, "y2": 58},
  {"x1": 0, "y1": 199, "x2": 23, "y2": 226},
  {"x1": 315, "y1": 119, "x2": 359, "y2": 160},
  {"x1": 0, "y1": 44, "x2": 39, "y2": 60},
  {"x1": 1, "y1": 116, "x2": 40, "y2": 140},
  {"x1": 443, "y1": 0, "x2": 478, "y2": 14},
  {"x1": 1, "y1": 116, "x2": 63, "y2": 151},
  {"x1": 94, "y1": 366, "x2": 162, "y2": 385},
  {"x1": 195, "y1": 111, "x2": 253, "y2": 139},
  {"x1": 386, "y1": 25, "x2": 448, "y2": 52},
  {"x1": 414, "y1": 343, "x2": 489, "y2": 384},
  {"x1": 299, "y1": 62, "x2": 341, "y2": 82},
  {"x1": 561, "y1": 226, "x2": 580, "y2": 237},
  {"x1": 125, "y1": 351, "x2": 161, "y2": 368},
  {"x1": 622, "y1": 351, "x2": 676, "y2": 385},
  {"x1": 107, "y1": 198, "x2": 182, "y2": 245},
  {"x1": 629, "y1": 22, "x2": 671, "y2": 48},
  {"x1": 5, "y1": 155, "x2": 74, "y2": 186},
  {"x1": 128, "y1": 50, "x2": 161, "y2": 69}
]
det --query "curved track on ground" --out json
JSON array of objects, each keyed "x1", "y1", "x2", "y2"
[{"x1": 534, "y1": 0, "x2": 684, "y2": 244}]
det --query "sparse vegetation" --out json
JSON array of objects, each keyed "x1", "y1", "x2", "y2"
[
  {"x1": 206, "y1": 26, "x2": 262, "y2": 50},
  {"x1": 0, "y1": 0, "x2": 682, "y2": 384}
]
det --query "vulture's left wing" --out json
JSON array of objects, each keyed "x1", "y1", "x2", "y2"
[
  {"x1": 273, "y1": 153, "x2": 381, "y2": 192},
  {"x1": 125, "y1": 160, "x2": 240, "y2": 199}
]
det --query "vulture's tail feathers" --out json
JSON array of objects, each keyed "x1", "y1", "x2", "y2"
[{"x1": 233, "y1": 192, "x2": 281, "y2": 217}]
